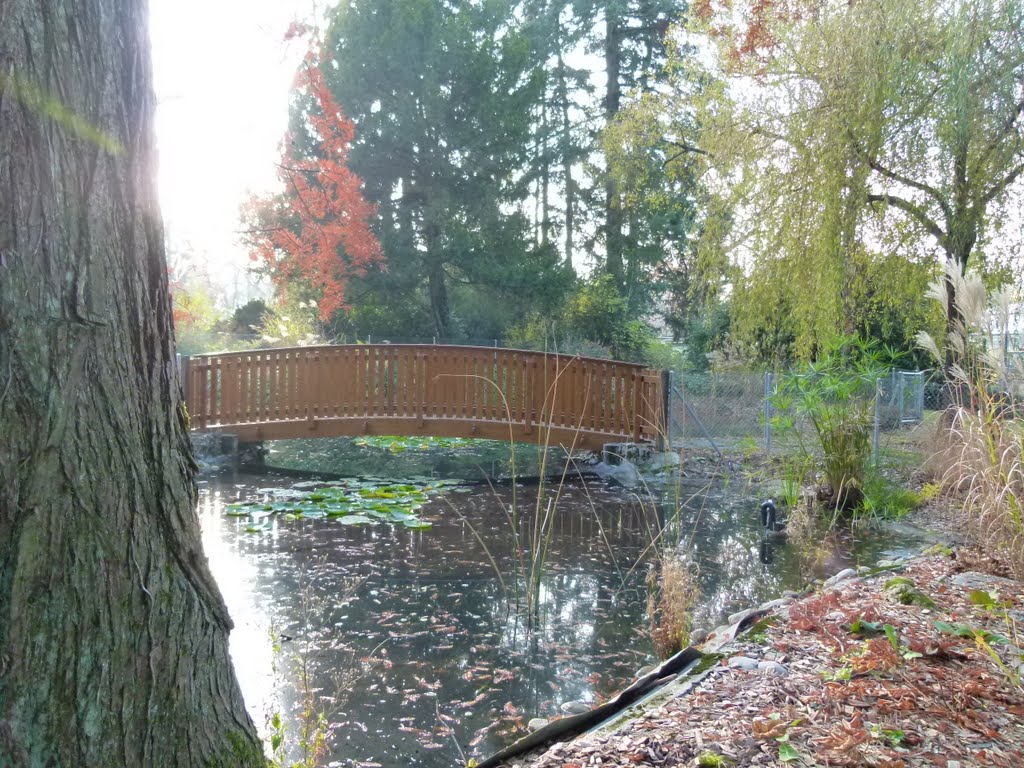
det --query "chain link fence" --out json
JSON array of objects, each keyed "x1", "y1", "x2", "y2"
[{"x1": 666, "y1": 369, "x2": 935, "y2": 466}]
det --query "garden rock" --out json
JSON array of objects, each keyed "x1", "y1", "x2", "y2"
[
  {"x1": 607, "y1": 460, "x2": 641, "y2": 489},
  {"x1": 952, "y1": 571, "x2": 1021, "y2": 591},
  {"x1": 727, "y1": 608, "x2": 757, "y2": 625},
  {"x1": 727, "y1": 656, "x2": 760, "y2": 671},
  {"x1": 823, "y1": 568, "x2": 857, "y2": 589},
  {"x1": 757, "y1": 660, "x2": 788, "y2": 676},
  {"x1": 559, "y1": 701, "x2": 591, "y2": 715},
  {"x1": 759, "y1": 597, "x2": 793, "y2": 612},
  {"x1": 645, "y1": 451, "x2": 681, "y2": 471}
]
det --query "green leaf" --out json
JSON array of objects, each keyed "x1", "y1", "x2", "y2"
[
  {"x1": 849, "y1": 618, "x2": 883, "y2": 636},
  {"x1": 933, "y1": 620, "x2": 1008, "y2": 644},
  {"x1": 778, "y1": 742, "x2": 800, "y2": 762},
  {"x1": 883, "y1": 624, "x2": 900, "y2": 652},
  {"x1": 969, "y1": 589, "x2": 998, "y2": 608}
]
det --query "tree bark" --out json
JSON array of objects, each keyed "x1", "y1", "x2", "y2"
[
  {"x1": 556, "y1": 51, "x2": 575, "y2": 272},
  {"x1": 427, "y1": 258, "x2": 452, "y2": 339},
  {"x1": 603, "y1": 6, "x2": 624, "y2": 287},
  {"x1": 0, "y1": 1, "x2": 263, "y2": 765}
]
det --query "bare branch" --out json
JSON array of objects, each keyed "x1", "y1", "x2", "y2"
[
  {"x1": 973, "y1": 96, "x2": 1024, "y2": 169},
  {"x1": 867, "y1": 193, "x2": 948, "y2": 247},
  {"x1": 865, "y1": 156, "x2": 952, "y2": 222},
  {"x1": 666, "y1": 139, "x2": 709, "y2": 156},
  {"x1": 982, "y1": 160, "x2": 1024, "y2": 205}
]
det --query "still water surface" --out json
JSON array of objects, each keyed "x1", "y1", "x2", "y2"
[{"x1": 199, "y1": 441, "x2": 925, "y2": 767}]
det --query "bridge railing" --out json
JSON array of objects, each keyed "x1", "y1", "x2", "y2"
[{"x1": 180, "y1": 344, "x2": 665, "y2": 450}]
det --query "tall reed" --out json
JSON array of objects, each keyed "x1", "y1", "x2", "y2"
[{"x1": 917, "y1": 262, "x2": 1024, "y2": 574}]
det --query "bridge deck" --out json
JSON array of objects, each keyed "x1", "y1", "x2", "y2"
[{"x1": 181, "y1": 344, "x2": 665, "y2": 451}]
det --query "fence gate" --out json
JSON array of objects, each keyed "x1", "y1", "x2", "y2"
[{"x1": 878, "y1": 370, "x2": 925, "y2": 427}]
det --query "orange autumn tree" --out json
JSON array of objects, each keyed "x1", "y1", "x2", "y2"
[{"x1": 244, "y1": 39, "x2": 383, "y2": 320}]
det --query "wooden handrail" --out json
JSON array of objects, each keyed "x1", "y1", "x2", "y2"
[{"x1": 181, "y1": 344, "x2": 665, "y2": 451}]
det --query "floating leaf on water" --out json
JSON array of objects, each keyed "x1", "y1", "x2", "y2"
[
  {"x1": 337, "y1": 514, "x2": 375, "y2": 525},
  {"x1": 224, "y1": 475, "x2": 460, "y2": 530}
]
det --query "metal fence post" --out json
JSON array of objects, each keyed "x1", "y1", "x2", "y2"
[
  {"x1": 873, "y1": 377, "x2": 882, "y2": 466},
  {"x1": 896, "y1": 370, "x2": 905, "y2": 425},
  {"x1": 764, "y1": 371, "x2": 773, "y2": 455}
]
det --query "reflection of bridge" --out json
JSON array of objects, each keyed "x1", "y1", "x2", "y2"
[{"x1": 181, "y1": 344, "x2": 666, "y2": 451}]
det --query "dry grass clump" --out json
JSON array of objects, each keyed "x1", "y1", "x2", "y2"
[
  {"x1": 935, "y1": 411, "x2": 1024, "y2": 576},
  {"x1": 917, "y1": 263, "x2": 1024, "y2": 576},
  {"x1": 784, "y1": 495, "x2": 836, "y2": 579},
  {"x1": 647, "y1": 557, "x2": 701, "y2": 659}
]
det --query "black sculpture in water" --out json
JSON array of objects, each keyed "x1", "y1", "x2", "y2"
[{"x1": 760, "y1": 499, "x2": 788, "y2": 541}]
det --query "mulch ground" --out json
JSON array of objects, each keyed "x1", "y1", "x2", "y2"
[{"x1": 509, "y1": 552, "x2": 1024, "y2": 767}]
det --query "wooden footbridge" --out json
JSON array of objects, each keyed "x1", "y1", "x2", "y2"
[{"x1": 181, "y1": 344, "x2": 666, "y2": 451}]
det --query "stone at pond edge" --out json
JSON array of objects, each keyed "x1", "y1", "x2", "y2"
[
  {"x1": 951, "y1": 571, "x2": 1022, "y2": 591},
  {"x1": 759, "y1": 597, "x2": 793, "y2": 612},
  {"x1": 607, "y1": 460, "x2": 641, "y2": 489},
  {"x1": 644, "y1": 451, "x2": 681, "y2": 471},
  {"x1": 727, "y1": 607, "x2": 757, "y2": 625},
  {"x1": 727, "y1": 656, "x2": 760, "y2": 671},
  {"x1": 823, "y1": 568, "x2": 858, "y2": 589},
  {"x1": 527, "y1": 718, "x2": 549, "y2": 732},
  {"x1": 757, "y1": 660, "x2": 788, "y2": 676},
  {"x1": 559, "y1": 701, "x2": 591, "y2": 715}
]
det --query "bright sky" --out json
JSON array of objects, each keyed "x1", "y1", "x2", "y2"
[{"x1": 151, "y1": 0, "x2": 318, "y2": 306}]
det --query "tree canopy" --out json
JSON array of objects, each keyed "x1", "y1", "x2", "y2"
[{"x1": 641, "y1": 0, "x2": 1024, "y2": 360}]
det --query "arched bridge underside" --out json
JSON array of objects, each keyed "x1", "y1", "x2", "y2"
[{"x1": 182, "y1": 344, "x2": 666, "y2": 452}]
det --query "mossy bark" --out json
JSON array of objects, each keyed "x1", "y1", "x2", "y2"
[{"x1": 0, "y1": 1, "x2": 263, "y2": 765}]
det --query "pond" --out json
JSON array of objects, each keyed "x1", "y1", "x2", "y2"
[{"x1": 199, "y1": 438, "x2": 929, "y2": 767}]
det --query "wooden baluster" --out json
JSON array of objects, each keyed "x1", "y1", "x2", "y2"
[
  {"x1": 223, "y1": 355, "x2": 237, "y2": 426},
  {"x1": 338, "y1": 346, "x2": 346, "y2": 419}
]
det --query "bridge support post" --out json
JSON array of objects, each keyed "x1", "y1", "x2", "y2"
[{"x1": 237, "y1": 441, "x2": 268, "y2": 467}]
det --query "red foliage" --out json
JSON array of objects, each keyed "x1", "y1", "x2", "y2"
[
  {"x1": 698, "y1": 0, "x2": 808, "y2": 71},
  {"x1": 244, "y1": 37, "x2": 383, "y2": 320}
]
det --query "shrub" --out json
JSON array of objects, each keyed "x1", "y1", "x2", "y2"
[{"x1": 772, "y1": 336, "x2": 890, "y2": 512}]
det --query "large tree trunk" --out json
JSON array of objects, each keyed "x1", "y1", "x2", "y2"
[
  {"x1": 0, "y1": 1, "x2": 263, "y2": 765},
  {"x1": 556, "y1": 51, "x2": 575, "y2": 272},
  {"x1": 603, "y1": 7, "x2": 624, "y2": 287}
]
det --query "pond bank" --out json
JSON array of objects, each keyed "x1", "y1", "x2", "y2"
[{"x1": 496, "y1": 548, "x2": 1024, "y2": 767}]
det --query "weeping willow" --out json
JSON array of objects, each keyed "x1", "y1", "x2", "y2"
[{"x1": 652, "y1": 0, "x2": 1024, "y2": 361}]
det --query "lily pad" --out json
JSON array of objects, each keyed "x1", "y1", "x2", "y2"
[
  {"x1": 223, "y1": 475, "x2": 456, "y2": 531},
  {"x1": 336, "y1": 514, "x2": 375, "y2": 525}
]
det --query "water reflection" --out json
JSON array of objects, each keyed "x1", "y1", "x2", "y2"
[{"x1": 199, "y1": 466, "x2": 926, "y2": 767}]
